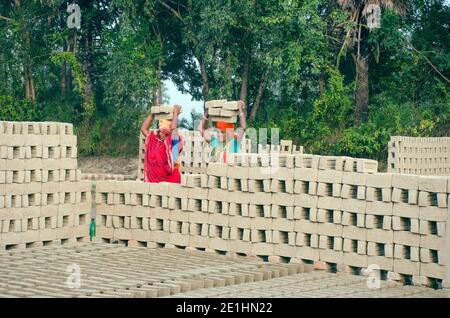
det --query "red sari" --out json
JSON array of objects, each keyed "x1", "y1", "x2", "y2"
[{"x1": 143, "y1": 130, "x2": 182, "y2": 183}]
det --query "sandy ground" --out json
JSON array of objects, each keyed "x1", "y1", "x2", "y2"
[{"x1": 78, "y1": 156, "x2": 138, "y2": 177}]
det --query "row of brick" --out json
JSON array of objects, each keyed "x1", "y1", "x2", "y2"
[
  {"x1": 0, "y1": 121, "x2": 74, "y2": 136},
  {"x1": 0, "y1": 121, "x2": 90, "y2": 249},
  {"x1": 388, "y1": 136, "x2": 450, "y2": 176},
  {"x1": 93, "y1": 171, "x2": 450, "y2": 285}
]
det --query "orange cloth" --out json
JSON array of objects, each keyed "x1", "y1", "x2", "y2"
[{"x1": 216, "y1": 121, "x2": 235, "y2": 132}]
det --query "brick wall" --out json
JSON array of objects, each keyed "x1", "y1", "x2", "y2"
[
  {"x1": 94, "y1": 151, "x2": 450, "y2": 287},
  {"x1": 0, "y1": 121, "x2": 91, "y2": 250},
  {"x1": 2, "y1": 121, "x2": 449, "y2": 289},
  {"x1": 388, "y1": 136, "x2": 450, "y2": 175}
]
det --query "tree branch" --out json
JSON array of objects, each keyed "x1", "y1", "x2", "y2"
[
  {"x1": 0, "y1": 15, "x2": 14, "y2": 22},
  {"x1": 410, "y1": 44, "x2": 450, "y2": 85},
  {"x1": 336, "y1": 23, "x2": 353, "y2": 66},
  {"x1": 158, "y1": 0, "x2": 184, "y2": 22}
]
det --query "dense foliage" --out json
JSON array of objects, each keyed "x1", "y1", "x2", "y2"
[{"x1": 0, "y1": 0, "x2": 448, "y2": 166}]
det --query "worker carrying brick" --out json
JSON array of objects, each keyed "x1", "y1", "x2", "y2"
[
  {"x1": 198, "y1": 100, "x2": 246, "y2": 163},
  {"x1": 140, "y1": 105, "x2": 183, "y2": 183}
]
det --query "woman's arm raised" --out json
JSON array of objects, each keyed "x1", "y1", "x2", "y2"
[
  {"x1": 140, "y1": 113, "x2": 154, "y2": 137},
  {"x1": 198, "y1": 108, "x2": 212, "y2": 143},
  {"x1": 171, "y1": 105, "x2": 182, "y2": 131},
  {"x1": 236, "y1": 100, "x2": 247, "y2": 141}
]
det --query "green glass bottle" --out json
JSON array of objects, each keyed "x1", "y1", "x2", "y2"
[{"x1": 89, "y1": 218, "x2": 96, "y2": 241}]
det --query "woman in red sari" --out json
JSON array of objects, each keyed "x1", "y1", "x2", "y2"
[{"x1": 140, "y1": 105, "x2": 183, "y2": 183}]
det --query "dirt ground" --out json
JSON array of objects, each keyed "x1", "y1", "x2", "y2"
[{"x1": 78, "y1": 156, "x2": 138, "y2": 177}]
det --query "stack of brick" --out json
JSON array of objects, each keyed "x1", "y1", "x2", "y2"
[
  {"x1": 417, "y1": 176, "x2": 448, "y2": 284},
  {"x1": 387, "y1": 174, "x2": 449, "y2": 285},
  {"x1": 205, "y1": 100, "x2": 241, "y2": 123},
  {"x1": 0, "y1": 121, "x2": 91, "y2": 250},
  {"x1": 95, "y1": 176, "x2": 206, "y2": 248},
  {"x1": 258, "y1": 140, "x2": 304, "y2": 155},
  {"x1": 185, "y1": 174, "x2": 211, "y2": 250},
  {"x1": 150, "y1": 105, "x2": 182, "y2": 120},
  {"x1": 137, "y1": 132, "x2": 146, "y2": 180},
  {"x1": 388, "y1": 136, "x2": 450, "y2": 176},
  {"x1": 81, "y1": 173, "x2": 136, "y2": 181},
  {"x1": 96, "y1": 150, "x2": 450, "y2": 288},
  {"x1": 179, "y1": 130, "x2": 210, "y2": 174},
  {"x1": 364, "y1": 172, "x2": 393, "y2": 272},
  {"x1": 98, "y1": 153, "x2": 378, "y2": 259}
]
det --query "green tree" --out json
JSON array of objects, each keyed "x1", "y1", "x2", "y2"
[{"x1": 335, "y1": 0, "x2": 409, "y2": 123}]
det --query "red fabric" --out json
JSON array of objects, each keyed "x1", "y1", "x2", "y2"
[{"x1": 144, "y1": 131, "x2": 181, "y2": 183}]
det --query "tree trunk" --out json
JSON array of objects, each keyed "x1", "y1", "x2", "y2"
[
  {"x1": 250, "y1": 70, "x2": 268, "y2": 120},
  {"x1": 354, "y1": 25, "x2": 370, "y2": 124},
  {"x1": 81, "y1": 36, "x2": 94, "y2": 117},
  {"x1": 15, "y1": 0, "x2": 36, "y2": 101},
  {"x1": 153, "y1": 27, "x2": 164, "y2": 105},
  {"x1": 67, "y1": 31, "x2": 78, "y2": 91},
  {"x1": 61, "y1": 61, "x2": 67, "y2": 95},
  {"x1": 25, "y1": 65, "x2": 35, "y2": 101},
  {"x1": 23, "y1": 30, "x2": 35, "y2": 101},
  {"x1": 152, "y1": 88, "x2": 158, "y2": 105},
  {"x1": 319, "y1": 76, "x2": 325, "y2": 98},
  {"x1": 199, "y1": 58, "x2": 209, "y2": 103},
  {"x1": 60, "y1": 40, "x2": 67, "y2": 95},
  {"x1": 239, "y1": 54, "x2": 250, "y2": 105},
  {"x1": 81, "y1": 21, "x2": 94, "y2": 120},
  {"x1": 83, "y1": 67, "x2": 94, "y2": 110},
  {"x1": 354, "y1": 54, "x2": 369, "y2": 123},
  {"x1": 157, "y1": 58, "x2": 163, "y2": 104}
]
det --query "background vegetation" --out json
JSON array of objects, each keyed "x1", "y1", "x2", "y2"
[{"x1": 1, "y1": 0, "x2": 448, "y2": 166}]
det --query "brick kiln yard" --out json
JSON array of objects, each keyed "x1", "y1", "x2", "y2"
[
  {"x1": 1, "y1": 121, "x2": 450, "y2": 298},
  {"x1": 0, "y1": 242, "x2": 448, "y2": 298}
]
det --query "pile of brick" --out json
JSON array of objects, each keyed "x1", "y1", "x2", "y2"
[
  {"x1": 205, "y1": 99, "x2": 241, "y2": 123},
  {"x1": 258, "y1": 140, "x2": 304, "y2": 155},
  {"x1": 1, "y1": 242, "x2": 447, "y2": 297},
  {"x1": 150, "y1": 105, "x2": 182, "y2": 120},
  {"x1": 179, "y1": 130, "x2": 210, "y2": 174},
  {"x1": 0, "y1": 121, "x2": 91, "y2": 250},
  {"x1": 94, "y1": 151, "x2": 450, "y2": 288},
  {"x1": 388, "y1": 136, "x2": 450, "y2": 176},
  {"x1": 0, "y1": 242, "x2": 312, "y2": 298},
  {"x1": 138, "y1": 133, "x2": 146, "y2": 180},
  {"x1": 170, "y1": 271, "x2": 449, "y2": 298},
  {"x1": 81, "y1": 173, "x2": 136, "y2": 181}
]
